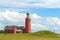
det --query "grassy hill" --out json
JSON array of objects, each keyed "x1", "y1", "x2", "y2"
[
  {"x1": 0, "y1": 30, "x2": 60, "y2": 40},
  {"x1": 32, "y1": 30, "x2": 58, "y2": 37}
]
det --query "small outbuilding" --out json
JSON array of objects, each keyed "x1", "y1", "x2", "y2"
[{"x1": 5, "y1": 25, "x2": 25, "y2": 34}]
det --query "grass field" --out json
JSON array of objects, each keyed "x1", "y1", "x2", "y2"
[{"x1": 0, "y1": 30, "x2": 60, "y2": 40}]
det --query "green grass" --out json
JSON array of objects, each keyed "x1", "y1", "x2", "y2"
[{"x1": 0, "y1": 30, "x2": 60, "y2": 40}]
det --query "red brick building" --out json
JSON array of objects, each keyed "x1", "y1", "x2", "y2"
[{"x1": 5, "y1": 26, "x2": 25, "y2": 34}]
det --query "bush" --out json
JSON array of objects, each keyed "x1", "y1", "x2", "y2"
[{"x1": 0, "y1": 30, "x2": 4, "y2": 33}]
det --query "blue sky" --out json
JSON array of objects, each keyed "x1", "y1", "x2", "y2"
[
  {"x1": 37, "y1": 8, "x2": 60, "y2": 17},
  {"x1": 0, "y1": 0, "x2": 60, "y2": 34}
]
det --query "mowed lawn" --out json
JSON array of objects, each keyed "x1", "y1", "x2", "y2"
[{"x1": 0, "y1": 33, "x2": 60, "y2": 40}]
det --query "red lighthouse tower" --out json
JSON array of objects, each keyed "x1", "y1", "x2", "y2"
[{"x1": 25, "y1": 13, "x2": 31, "y2": 33}]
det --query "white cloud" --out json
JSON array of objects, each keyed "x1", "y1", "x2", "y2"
[
  {"x1": 0, "y1": 12, "x2": 4, "y2": 22},
  {"x1": 0, "y1": 0, "x2": 60, "y2": 8},
  {"x1": 0, "y1": 23, "x2": 4, "y2": 30},
  {"x1": 0, "y1": 10, "x2": 60, "y2": 33}
]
